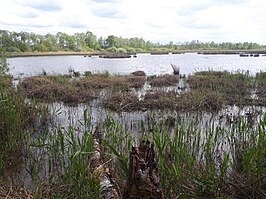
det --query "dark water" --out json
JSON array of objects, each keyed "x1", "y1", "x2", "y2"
[{"x1": 8, "y1": 53, "x2": 266, "y2": 78}]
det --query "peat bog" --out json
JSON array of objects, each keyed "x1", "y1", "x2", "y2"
[{"x1": 0, "y1": 70, "x2": 266, "y2": 198}]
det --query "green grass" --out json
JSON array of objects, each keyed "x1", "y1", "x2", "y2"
[
  {"x1": 27, "y1": 109, "x2": 100, "y2": 198},
  {"x1": 99, "y1": 110, "x2": 266, "y2": 198},
  {"x1": 0, "y1": 76, "x2": 49, "y2": 176}
]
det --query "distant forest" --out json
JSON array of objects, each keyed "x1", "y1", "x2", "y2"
[{"x1": 0, "y1": 29, "x2": 266, "y2": 53}]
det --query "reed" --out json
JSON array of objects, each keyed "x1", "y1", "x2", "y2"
[
  {"x1": 99, "y1": 110, "x2": 266, "y2": 198},
  {"x1": 27, "y1": 109, "x2": 101, "y2": 198}
]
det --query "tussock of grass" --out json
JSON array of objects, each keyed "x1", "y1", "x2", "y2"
[
  {"x1": 76, "y1": 74, "x2": 145, "y2": 90},
  {"x1": 22, "y1": 75, "x2": 96, "y2": 103},
  {"x1": 20, "y1": 71, "x2": 266, "y2": 112},
  {"x1": 148, "y1": 74, "x2": 179, "y2": 87},
  {"x1": 103, "y1": 92, "x2": 141, "y2": 112},
  {"x1": 143, "y1": 91, "x2": 178, "y2": 109},
  {"x1": 188, "y1": 70, "x2": 253, "y2": 106}
]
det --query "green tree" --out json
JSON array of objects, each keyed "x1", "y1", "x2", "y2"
[
  {"x1": 85, "y1": 31, "x2": 98, "y2": 49},
  {"x1": 105, "y1": 35, "x2": 119, "y2": 48}
]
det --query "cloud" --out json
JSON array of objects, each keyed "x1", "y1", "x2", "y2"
[
  {"x1": 90, "y1": 0, "x2": 118, "y2": 3},
  {"x1": 91, "y1": 8, "x2": 124, "y2": 18},
  {"x1": 178, "y1": 1, "x2": 211, "y2": 16},
  {"x1": 88, "y1": 0, "x2": 125, "y2": 19},
  {"x1": 21, "y1": 0, "x2": 62, "y2": 12},
  {"x1": 0, "y1": 0, "x2": 266, "y2": 44},
  {"x1": 18, "y1": 11, "x2": 39, "y2": 18},
  {"x1": 212, "y1": 0, "x2": 249, "y2": 5},
  {"x1": 60, "y1": 17, "x2": 89, "y2": 29}
]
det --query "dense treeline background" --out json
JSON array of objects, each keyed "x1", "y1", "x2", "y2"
[{"x1": 0, "y1": 29, "x2": 266, "y2": 53}]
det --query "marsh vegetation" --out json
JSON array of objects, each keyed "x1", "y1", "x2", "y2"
[{"x1": 0, "y1": 66, "x2": 266, "y2": 198}]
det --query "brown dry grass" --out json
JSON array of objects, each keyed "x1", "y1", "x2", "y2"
[
  {"x1": 143, "y1": 91, "x2": 179, "y2": 109},
  {"x1": 142, "y1": 90, "x2": 223, "y2": 112},
  {"x1": 20, "y1": 71, "x2": 264, "y2": 112},
  {"x1": 76, "y1": 75, "x2": 146, "y2": 90},
  {"x1": 21, "y1": 76, "x2": 96, "y2": 103},
  {"x1": 148, "y1": 74, "x2": 179, "y2": 87},
  {"x1": 187, "y1": 71, "x2": 252, "y2": 106},
  {"x1": 0, "y1": 186, "x2": 33, "y2": 199},
  {"x1": 103, "y1": 92, "x2": 141, "y2": 112}
]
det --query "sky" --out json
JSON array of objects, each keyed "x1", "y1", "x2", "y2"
[{"x1": 0, "y1": 0, "x2": 266, "y2": 44}]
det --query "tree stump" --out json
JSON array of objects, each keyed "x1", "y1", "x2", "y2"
[{"x1": 123, "y1": 140, "x2": 164, "y2": 199}]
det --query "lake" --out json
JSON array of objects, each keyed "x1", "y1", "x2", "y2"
[{"x1": 8, "y1": 53, "x2": 266, "y2": 78}]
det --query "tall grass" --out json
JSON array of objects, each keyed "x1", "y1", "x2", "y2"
[
  {"x1": 27, "y1": 109, "x2": 101, "y2": 198},
  {"x1": 2, "y1": 102, "x2": 265, "y2": 198},
  {"x1": 0, "y1": 76, "x2": 48, "y2": 176},
  {"x1": 99, "y1": 110, "x2": 266, "y2": 198}
]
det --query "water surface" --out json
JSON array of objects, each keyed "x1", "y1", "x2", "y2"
[{"x1": 8, "y1": 53, "x2": 266, "y2": 78}]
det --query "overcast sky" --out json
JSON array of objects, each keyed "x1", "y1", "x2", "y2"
[{"x1": 0, "y1": 0, "x2": 266, "y2": 44}]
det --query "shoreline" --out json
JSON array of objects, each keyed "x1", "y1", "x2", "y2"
[
  {"x1": 6, "y1": 49, "x2": 266, "y2": 58},
  {"x1": 7, "y1": 51, "x2": 101, "y2": 58}
]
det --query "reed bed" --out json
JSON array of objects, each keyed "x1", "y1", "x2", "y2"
[
  {"x1": 101, "y1": 111, "x2": 266, "y2": 198},
  {"x1": 2, "y1": 70, "x2": 266, "y2": 198},
  {"x1": 22, "y1": 109, "x2": 101, "y2": 198}
]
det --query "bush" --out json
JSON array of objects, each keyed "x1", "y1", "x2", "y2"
[
  {"x1": 0, "y1": 53, "x2": 9, "y2": 76},
  {"x1": 117, "y1": 47, "x2": 127, "y2": 53},
  {"x1": 106, "y1": 46, "x2": 118, "y2": 52},
  {"x1": 126, "y1": 47, "x2": 136, "y2": 53}
]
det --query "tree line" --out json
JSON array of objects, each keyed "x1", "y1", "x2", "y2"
[{"x1": 0, "y1": 29, "x2": 265, "y2": 53}]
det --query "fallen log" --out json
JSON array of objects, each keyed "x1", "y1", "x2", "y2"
[
  {"x1": 123, "y1": 140, "x2": 165, "y2": 199},
  {"x1": 89, "y1": 127, "x2": 120, "y2": 199}
]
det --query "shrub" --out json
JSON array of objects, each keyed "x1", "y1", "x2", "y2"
[
  {"x1": 0, "y1": 53, "x2": 9, "y2": 76},
  {"x1": 106, "y1": 46, "x2": 118, "y2": 52},
  {"x1": 117, "y1": 48, "x2": 127, "y2": 53}
]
